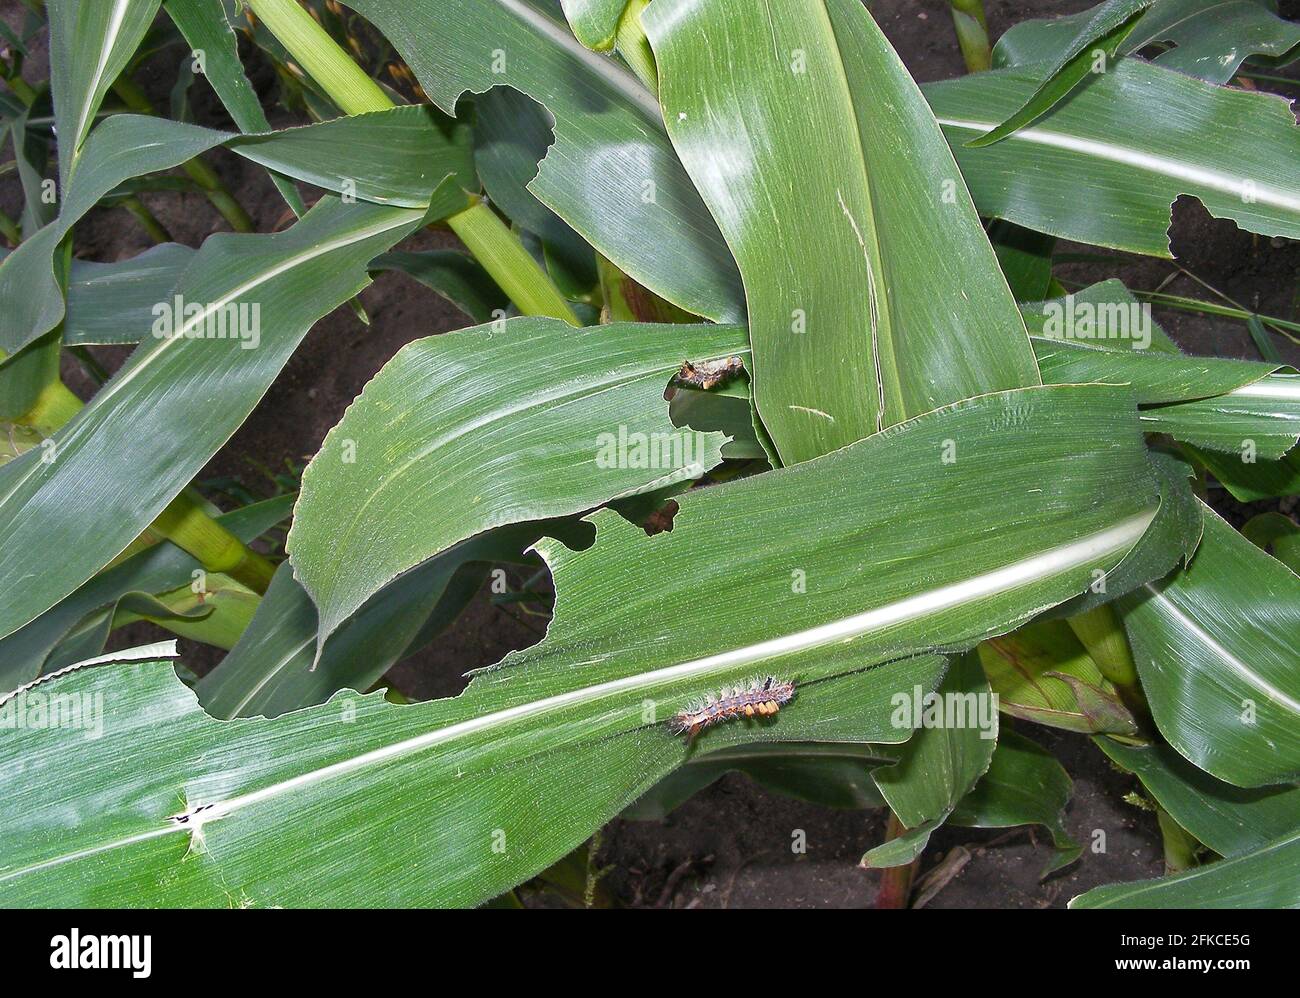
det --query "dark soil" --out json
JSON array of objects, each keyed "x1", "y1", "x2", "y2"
[{"x1": 3, "y1": 0, "x2": 1296, "y2": 908}]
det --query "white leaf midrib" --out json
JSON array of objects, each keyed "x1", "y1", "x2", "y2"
[
  {"x1": 183, "y1": 510, "x2": 1156, "y2": 824},
  {"x1": 1142, "y1": 582, "x2": 1300, "y2": 715}
]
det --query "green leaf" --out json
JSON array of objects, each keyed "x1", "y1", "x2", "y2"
[
  {"x1": 1147, "y1": 376, "x2": 1300, "y2": 460},
  {"x1": 63, "y1": 243, "x2": 196, "y2": 345},
  {"x1": 288, "y1": 317, "x2": 748, "y2": 648},
  {"x1": 864, "y1": 652, "x2": 997, "y2": 867},
  {"x1": 0, "y1": 108, "x2": 472, "y2": 355},
  {"x1": 0, "y1": 384, "x2": 1160, "y2": 906},
  {"x1": 473, "y1": 86, "x2": 598, "y2": 294},
  {"x1": 1189, "y1": 446, "x2": 1300, "y2": 502},
  {"x1": 0, "y1": 199, "x2": 426, "y2": 642},
  {"x1": 646, "y1": 0, "x2": 1039, "y2": 464},
  {"x1": 197, "y1": 520, "x2": 580, "y2": 719},
  {"x1": 114, "y1": 578, "x2": 260, "y2": 651},
  {"x1": 925, "y1": 58, "x2": 1300, "y2": 256},
  {"x1": 968, "y1": 0, "x2": 1155, "y2": 148},
  {"x1": 57, "y1": 245, "x2": 504, "y2": 343},
  {"x1": 1120, "y1": 501, "x2": 1300, "y2": 787},
  {"x1": 7, "y1": 104, "x2": 55, "y2": 236},
  {"x1": 950, "y1": 730, "x2": 1083, "y2": 876},
  {"x1": 1135, "y1": 0, "x2": 1300, "y2": 84},
  {"x1": 1000, "y1": 1, "x2": 1300, "y2": 86},
  {"x1": 1097, "y1": 738, "x2": 1300, "y2": 858},
  {"x1": 344, "y1": 0, "x2": 744, "y2": 322},
  {"x1": 559, "y1": 0, "x2": 628, "y2": 50},
  {"x1": 990, "y1": 221, "x2": 1055, "y2": 302},
  {"x1": 163, "y1": 0, "x2": 305, "y2": 215},
  {"x1": 1242, "y1": 511, "x2": 1300, "y2": 574},
  {"x1": 1070, "y1": 829, "x2": 1300, "y2": 908},
  {"x1": 1021, "y1": 279, "x2": 1178, "y2": 352},
  {"x1": 623, "y1": 742, "x2": 890, "y2": 820},
  {"x1": 47, "y1": 0, "x2": 163, "y2": 186},
  {"x1": 368, "y1": 249, "x2": 508, "y2": 325},
  {"x1": 0, "y1": 495, "x2": 292, "y2": 694},
  {"x1": 1031, "y1": 337, "x2": 1300, "y2": 459}
]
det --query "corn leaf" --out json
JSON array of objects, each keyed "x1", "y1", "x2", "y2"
[
  {"x1": 288, "y1": 317, "x2": 749, "y2": 648},
  {"x1": 1097, "y1": 738, "x2": 1300, "y2": 858},
  {"x1": 48, "y1": 0, "x2": 162, "y2": 186},
  {"x1": 0, "y1": 384, "x2": 1159, "y2": 906},
  {"x1": 969, "y1": 0, "x2": 1155, "y2": 148},
  {"x1": 0, "y1": 107, "x2": 472, "y2": 356},
  {"x1": 344, "y1": 0, "x2": 745, "y2": 322},
  {"x1": 1070, "y1": 828, "x2": 1300, "y2": 908},
  {"x1": 925, "y1": 58, "x2": 1300, "y2": 256},
  {"x1": 646, "y1": 0, "x2": 1040, "y2": 464},
  {"x1": 1120, "y1": 502, "x2": 1300, "y2": 787},
  {"x1": 0, "y1": 198, "x2": 427, "y2": 642}
]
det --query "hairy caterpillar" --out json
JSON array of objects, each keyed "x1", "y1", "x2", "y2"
[
  {"x1": 668, "y1": 676, "x2": 796, "y2": 742},
  {"x1": 674, "y1": 356, "x2": 745, "y2": 390}
]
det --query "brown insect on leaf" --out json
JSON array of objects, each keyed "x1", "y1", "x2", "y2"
[{"x1": 674, "y1": 356, "x2": 745, "y2": 390}]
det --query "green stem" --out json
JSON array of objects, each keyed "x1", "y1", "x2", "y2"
[
  {"x1": 245, "y1": 0, "x2": 392, "y2": 117},
  {"x1": 245, "y1": 0, "x2": 577, "y2": 324},
  {"x1": 111, "y1": 76, "x2": 255, "y2": 233},
  {"x1": 448, "y1": 201, "x2": 579, "y2": 325},
  {"x1": 0, "y1": 206, "x2": 20, "y2": 247},
  {"x1": 121, "y1": 195, "x2": 173, "y2": 243},
  {"x1": 14, "y1": 382, "x2": 275, "y2": 594},
  {"x1": 615, "y1": 0, "x2": 658, "y2": 93},
  {"x1": 150, "y1": 491, "x2": 276, "y2": 593},
  {"x1": 17, "y1": 378, "x2": 82, "y2": 437},
  {"x1": 1067, "y1": 604, "x2": 1150, "y2": 716},
  {"x1": 948, "y1": 0, "x2": 992, "y2": 74},
  {"x1": 596, "y1": 251, "x2": 692, "y2": 323},
  {"x1": 1156, "y1": 807, "x2": 1199, "y2": 874}
]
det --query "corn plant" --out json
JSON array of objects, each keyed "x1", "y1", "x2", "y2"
[{"x1": 0, "y1": 0, "x2": 1297, "y2": 909}]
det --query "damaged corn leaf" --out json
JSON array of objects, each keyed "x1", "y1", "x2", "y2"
[
  {"x1": 925, "y1": 58, "x2": 1300, "y2": 256},
  {"x1": 288, "y1": 317, "x2": 749, "y2": 649},
  {"x1": 967, "y1": 0, "x2": 1155, "y2": 148},
  {"x1": 646, "y1": 0, "x2": 1040, "y2": 463},
  {"x1": 1, "y1": 384, "x2": 1159, "y2": 906},
  {"x1": 199, "y1": 519, "x2": 587, "y2": 720},
  {"x1": 343, "y1": 0, "x2": 745, "y2": 321},
  {"x1": 994, "y1": 0, "x2": 1300, "y2": 86}
]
